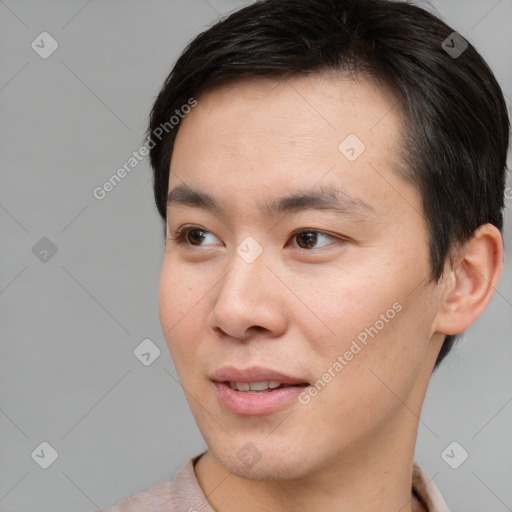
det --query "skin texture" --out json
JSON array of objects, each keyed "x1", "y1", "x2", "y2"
[{"x1": 158, "y1": 73, "x2": 503, "y2": 512}]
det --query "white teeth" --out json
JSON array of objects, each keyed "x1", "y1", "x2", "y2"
[
  {"x1": 237, "y1": 382, "x2": 250, "y2": 392},
  {"x1": 249, "y1": 381, "x2": 269, "y2": 391},
  {"x1": 228, "y1": 381, "x2": 284, "y2": 392}
]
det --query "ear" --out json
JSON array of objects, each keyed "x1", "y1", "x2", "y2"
[{"x1": 433, "y1": 223, "x2": 504, "y2": 336}]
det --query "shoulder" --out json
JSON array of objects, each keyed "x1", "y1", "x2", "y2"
[
  {"x1": 89, "y1": 455, "x2": 208, "y2": 512},
  {"x1": 89, "y1": 456, "x2": 201, "y2": 512},
  {"x1": 412, "y1": 460, "x2": 451, "y2": 512},
  {"x1": 92, "y1": 480, "x2": 175, "y2": 512}
]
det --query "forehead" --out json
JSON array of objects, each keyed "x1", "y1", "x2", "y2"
[{"x1": 169, "y1": 73, "x2": 409, "y2": 217}]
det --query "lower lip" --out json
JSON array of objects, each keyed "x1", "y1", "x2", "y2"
[{"x1": 213, "y1": 381, "x2": 308, "y2": 416}]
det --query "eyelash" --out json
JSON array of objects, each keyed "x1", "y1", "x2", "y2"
[{"x1": 168, "y1": 225, "x2": 346, "y2": 250}]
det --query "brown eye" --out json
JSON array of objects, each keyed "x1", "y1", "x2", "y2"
[
  {"x1": 295, "y1": 231, "x2": 318, "y2": 249},
  {"x1": 186, "y1": 229, "x2": 207, "y2": 245},
  {"x1": 170, "y1": 226, "x2": 221, "y2": 247},
  {"x1": 292, "y1": 230, "x2": 337, "y2": 249}
]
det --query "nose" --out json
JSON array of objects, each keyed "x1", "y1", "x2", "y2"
[{"x1": 207, "y1": 249, "x2": 288, "y2": 341}]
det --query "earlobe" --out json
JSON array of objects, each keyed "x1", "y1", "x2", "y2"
[{"x1": 433, "y1": 224, "x2": 504, "y2": 336}]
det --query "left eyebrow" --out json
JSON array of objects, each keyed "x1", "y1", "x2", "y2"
[
  {"x1": 166, "y1": 183, "x2": 376, "y2": 218},
  {"x1": 262, "y1": 185, "x2": 376, "y2": 217}
]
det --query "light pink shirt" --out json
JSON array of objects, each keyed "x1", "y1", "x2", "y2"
[{"x1": 92, "y1": 454, "x2": 450, "y2": 512}]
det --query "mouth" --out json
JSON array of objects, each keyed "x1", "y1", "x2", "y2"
[
  {"x1": 211, "y1": 365, "x2": 309, "y2": 386},
  {"x1": 211, "y1": 366, "x2": 310, "y2": 415},
  {"x1": 225, "y1": 380, "x2": 309, "y2": 393}
]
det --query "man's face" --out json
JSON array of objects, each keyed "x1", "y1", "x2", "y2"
[{"x1": 159, "y1": 74, "x2": 445, "y2": 479}]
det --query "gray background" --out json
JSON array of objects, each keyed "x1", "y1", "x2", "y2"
[{"x1": 0, "y1": 0, "x2": 511, "y2": 511}]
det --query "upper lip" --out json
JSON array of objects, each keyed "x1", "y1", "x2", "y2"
[{"x1": 211, "y1": 365, "x2": 309, "y2": 385}]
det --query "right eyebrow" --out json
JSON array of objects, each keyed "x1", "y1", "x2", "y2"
[
  {"x1": 167, "y1": 184, "x2": 219, "y2": 212},
  {"x1": 166, "y1": 182, "x2": 376, "y2": 219}
]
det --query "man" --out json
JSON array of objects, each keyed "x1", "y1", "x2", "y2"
[{"x1": 96, "y1": 0, "x2": 509, "y2": 510}]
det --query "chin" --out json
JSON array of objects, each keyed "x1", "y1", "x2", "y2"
[{"x1": 211, "y1": 439, "x2": 315, "y2": 481}]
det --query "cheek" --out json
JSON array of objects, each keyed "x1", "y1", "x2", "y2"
[
  {"x1": 309, "y1": 302, "x2": 433, "y2": 444},
  {"x1": 295, "y1": 263, "x2": 397, "y2": 347},
  {"x1": 158, "y1": 263, "x2": 182, "y2": 334},
  {"x1": 301, "y1": 250, "x2": 434, "y2": 368},
  {"x1": 158, "y1": 260, "x2": 208, "y2": 355}
]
